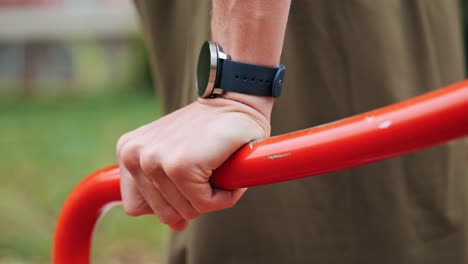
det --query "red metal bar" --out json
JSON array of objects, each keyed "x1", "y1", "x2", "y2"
[
  {"x1": 53, "y1": 166, "x2": 121, "y2": 264},
  {"x1": 53, "y1": 80, "x2": 468, "y2": 264},
  {"x1": 211, "y1": 80, "x2": 468, "y2": 188}
]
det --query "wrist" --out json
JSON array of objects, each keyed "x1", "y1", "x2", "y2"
[
  {"x1": 204, "y1": 0, "x2": 291, "y2": 116},
  {"x1": 221, "y1": 91, "x2": 274, "y2": 121},
  {"x1": 196, "y1": 41, "x2": 285, "y2": 101},
  {"x1": 197, "y1": 95, "x2": 272, "y2": 136}
]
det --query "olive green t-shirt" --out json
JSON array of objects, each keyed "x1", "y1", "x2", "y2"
[{"x1": 135, "y1": 1, "x2": 467, "y2": 263}]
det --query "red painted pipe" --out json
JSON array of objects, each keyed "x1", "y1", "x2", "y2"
[
  {"x1": 211, "y1": 80, "x2": 468, "y2": 188},
  {"x1": 53, "y1": 166, "x2": 121, "y2": 264},
  {"x1": 53, "y1": 80, "x2": 468, "y2": 264}
]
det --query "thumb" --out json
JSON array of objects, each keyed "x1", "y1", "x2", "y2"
[{"x1": 210, "y1": 187, "x2": 248, "y2": 210}]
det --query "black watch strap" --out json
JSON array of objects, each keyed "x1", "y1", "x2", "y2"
[{"x1": 219, "y1": 60, "x2": 286, "y2": 97}]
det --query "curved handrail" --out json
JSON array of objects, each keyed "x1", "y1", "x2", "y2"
[{"x1": 53, "y1": 80, "x2": 468, "y2": 264}]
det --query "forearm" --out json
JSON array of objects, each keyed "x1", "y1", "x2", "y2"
[{"x1": 211, "y1": 0, "x2": 291, "y2": 120}]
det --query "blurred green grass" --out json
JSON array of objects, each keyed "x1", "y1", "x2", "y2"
[{"x1": 0, "y1": 90, "x2": 168, "y2": 263}]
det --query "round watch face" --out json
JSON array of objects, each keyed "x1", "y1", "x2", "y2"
[{"x1": 196, "y1": 41, "x2": 218, "y2": 97}]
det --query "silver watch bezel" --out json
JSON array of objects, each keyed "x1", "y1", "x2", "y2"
[{"x1": 199, "y1": 41, "x2": 230, "y2": 98}]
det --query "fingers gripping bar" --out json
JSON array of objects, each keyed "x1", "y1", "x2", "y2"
[{"x1": 53, "y1": 80, "x2": 468, "y2": 264}]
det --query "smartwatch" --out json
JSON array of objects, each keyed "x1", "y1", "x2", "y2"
[{"x1": 196, "y1": 41, "x2": 286, "y2": 98}]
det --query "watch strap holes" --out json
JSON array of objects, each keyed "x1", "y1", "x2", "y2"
[
  {"x1": 233, "y1": 72, "x2": 270, "y2": 85},
  {"x1": 219, "y1": 60, "x2": 285, "y2": 98}
]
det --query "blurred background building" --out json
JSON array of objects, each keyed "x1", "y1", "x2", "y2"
[{"x1": 0, "y1": 0, "x2": 150, "y2": 97}]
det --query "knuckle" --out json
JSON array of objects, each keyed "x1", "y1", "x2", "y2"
[
  {"x1": 163, "y1": 156, "x2": 187, "y2": 177},
  {"x1": 116, "y1": 133, "x2": 131, "y2": 158},
  {"x1": 140, "y1": 150, "x2": 161, "y2": 176},
  {"x1": 163, "y1": 154, "x2": 197, "y2": 180},
  {"x1": 120, "y1": 144, "x2": 142, "y2": 171}
]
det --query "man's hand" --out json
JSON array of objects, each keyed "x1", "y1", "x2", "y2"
[
  {"x1": 116, "y1": 97, "x2": 270, "y2": 231},
  {"x1": 118, "y1": 0, "x2": 290, "y2": 231}
]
